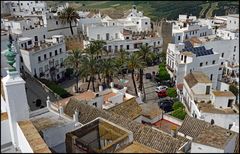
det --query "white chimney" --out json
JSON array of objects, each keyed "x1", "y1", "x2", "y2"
[
  {"x1": 59, "y1": 106, "x2": 64, "y2": 115},
  {"x1": 99, "y1": 85, "x2": 103, "y2": 92},
  {"x1": 73, "y1": 110, "x2": 79, "y2": 122},
  {"x1": 46, "y1": 96, "x2": 51, "y2": 109},
  {"x1": 2, "y1": 70, "x2": 29, "y2": 148},
  {"x1": 110, "y1": 82, "x2": 114, "y2": 88}
]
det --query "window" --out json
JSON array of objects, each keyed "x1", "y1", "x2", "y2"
[
  {"x1": 136, "y1": 22, "x2": 139, "y2": 24},
  {"x1": 20, "y1": 57, "x2": 23, "y2": 62},
  {"x1": 126, "y1": 45, "x2": 129, "y2": 50},
  {"x1": 106, "y1": 33, "x2": 109, "y2": 40},
  {"x1": 158, "y1": 41, "x2": 160, "y2": 44},
  {"x1": 206, "y1": 86, "x2": 210, "y2": 94},
  {"x1": 27, "y1": 3, "x2": 29, "y2": 5},
  {"x1": 34, "y1": 36, "x2": 38, "y2": 42},
  {"x1": 97, "y1": 34, "x2": 100, "y2": 40},
  {"x1": 56, "y1": 21, "x2": 58, "y2": 25},
  {"x1": 38, "y1": 56, "x2": 41, "y2": 62},
  {"x1": 221, "y1": 53, "x2": 224, "y2": 58},
  {"x1": 115, "y1": 33, "x2": 118, "y2": 39},
  {"x1": 146, "y1": 43, "x2": 148, "y2": 46},
  {"x1": 21, "y1": 3, "x2": 23, "y2": 5},
  {"x1": 43, "y1": 35, "x2": 45, "y2": 39},
  {"x1": 234, "y1": 21, "x2": 236, "y2": 24},
  {"x1": 221, "y1": 62, "x2": 224, "y2": 65},
  {"x1": 212, "y1": 60, "x2": 215, "y2": 64},
  {"x1": 126, "y1": 37, "x2": 129, "y2": 40},
  {"x1": 45, "y1": 65, "x2": 48, "y2": 71},
  {"x1": 44, "y1": 54, "x2": 47, "y2": 60},
  {"x1": 210, "y1": 74, "x2": 213, "y2": 80},
  {"x1": 178, "y1": 36, "x2": 181, "y2": 40},
  {"x1": 55, "y1": 60, "x2": 59, "y2": 66},
  {"x1": 145, "y1": 22, "x2": 148, "y2": 25},
  {"x1": 93, "y1": 102, "x2": 97, "y2": 107},
  {"x1": 13, "y1": 8, "x2": 15, "y2": 12},
  {"x1": 219, "y1": 68, "x2": 222, "y2": 70},
  {"x1": 49, "y1": 16, "x2": 51, "y2": 19},
  {"x1": 49, "y1": 52, "x2": 52, "y2": 57},
  {"x1": 55, "y1": 50, "x2": 58, "y2": 56},
  {"x1": 210, "y1": 119, "x2": 214, "y2": 125},
  {"x1": 200, "y1": 62, "x2": 203, "y2": 67},
  {"x1": 39, "y1": 67, "x2": 43, "y2": 73},
  {"x1": 181, "y1": 55, "x2": 183, "y2": 60},
  {"x1": 60, "y1": 48, "x2": 62, "y2": 53},
  {"x1": 234, "y1": 46, "x2": 236, "y2": 52},
  {"x1": 28, "y1": 40, "x2": 32, "y2": 45},
  {"x1": 206, "y1": 61, "x2": 208, "y2": 65},
  {"x1": 229, "y1": 124, "x2": 233, "y2": 129},
  {"x1": 120, "y1": 45, "x2": 123, "y2": 50}
]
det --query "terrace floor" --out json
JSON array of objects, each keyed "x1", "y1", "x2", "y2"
[{"x1": 153, "y1": 119, "x2": 180, "y2": 134}]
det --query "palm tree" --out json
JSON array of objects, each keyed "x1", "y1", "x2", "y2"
[
  {"x1": 81, "y1": 55, "x2": 99, "y2": 92},
  {"x1": 90, "y1": 40, "x2": 106, "y2": 57},
  {"x1": 100, "y1": 58, "x2": 118, "y2": 86},
  {"x1": 58, "y1": 7, "x2": 80, "y2": 35},
  {"x1": 115, "y1": 49, "x2": 128, "y2": 79},
  {"x1": 64, "y1": 49, "x2": 83, "y2": 92},
  {"x1": 127, "y1": 53, "x2": 145, "y2": 96},
  {"x1": 137, "y1": 44, "x2": 156, "y2": 98}
]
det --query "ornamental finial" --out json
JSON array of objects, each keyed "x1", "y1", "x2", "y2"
[{"x1": 4, "y1": 26, "x2": 17, "y2": 72}]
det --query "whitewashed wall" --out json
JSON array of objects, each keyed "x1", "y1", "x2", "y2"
[
  {"x1": 1, "y1": 119, "x2": 11, "y2": 146},
  {"x1": 16, "y1": 123, "x2": 33, "y2": 153},
  {"x1": 163, "y1": 114, "x2": 183, "y2": 126}
]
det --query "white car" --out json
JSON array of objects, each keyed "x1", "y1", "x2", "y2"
[{"x1": 155, "y1": 86, "x2": 168, "y2": 92}]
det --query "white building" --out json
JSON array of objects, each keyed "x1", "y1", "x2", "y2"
[
  {"x1": 81, "y1": 5, "x2": 162, "y2": 53},
  {"x1": 19, "y1": 35, "x2": 67, "y2": 80},
  {"x1": 182, "y1": 71, "x2": 239, "y2": 130},
  {"x1": 168, "y1": 15, "x2": 213, "y2": 43},
  {"x1": 167, "y1": 41, "x2": 220, "y2": 89}
]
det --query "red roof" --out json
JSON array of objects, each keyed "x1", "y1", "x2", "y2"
[{"x1": 176, "y1": 83, "x2": 183, "y2": 90}]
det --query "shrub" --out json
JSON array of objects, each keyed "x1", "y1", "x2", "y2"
[
  {"x1": 158, "y1": 63, "x2": 171, "y2": 81},
  {"x1": 167, "y1": 88, "x2": 177, "y2": 98},
  {"x1": 171, "y1": 108, "x2": 187, "y2": 120},
  {"x1": 229, "y1": 84, "x2": 239, "y2": 97},
  {"x1": 172, "y1": 101, "x2": 184, "y2": 110},
  {"x1": 40, "y1": 79, "x2": 72, "y2": 98}
]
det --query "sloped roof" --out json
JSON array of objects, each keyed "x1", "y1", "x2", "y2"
[
  {"x1": 64, "y1": 98, "x2": 187, "y2": 153},
  {"x1": 178, "y1": 115, "x2": 211, "y2": 138},
  {"x1": 118, "y1": 141, "x2": 161, "y2": 153},
  {"x1": 108, "y1": 98, "x2": 142, "y2": 120},
  {"x1": 179, "y1": 115, "x2": 239, "y2": 151},
  {"x1": 184, "y1": 71, "x2": 211, "y2": 88}
]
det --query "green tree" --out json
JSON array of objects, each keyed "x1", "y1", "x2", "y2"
[
  {"x1": 172, "y1": 101, "x2": 184, "y2": 110},
  {"x1": 229, "y1": 84, "x2": 239, "y2": 97},
  {"x1": 171, "y1": 108, "x2": 187, "y2": 120},
  {"x1": 64, "y1": 49, "x2": 83, "y2": 92},
  {"x1": 137, "y1": 44, "x2": 156, "y2": 100},
  {"x1": 100, "y1": 58, "x2": 118, "y2": 86},
  {"x1": 115, "y1": 49, "x2": 128, "y2": 79},
  {"x1": 167, "y1": 88, "x2": 177, "y2": 98},
  {"x1": 58, "y1": 7, "x2": 80, "y2": 35},
  {"x1": 158, "y1": 63, "x2": 170, "y2": 81},
  {"x1": 127, "y1": 53, "x2": 145, "y2": 96}
]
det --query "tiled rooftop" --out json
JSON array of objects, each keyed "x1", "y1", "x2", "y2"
[
  {"x1": 212, "y1": 90, "x2": 235, "y2": 97},
  {"x1": 108, "y1": 98, "x2": 142, "y2": 120},
  {"x1": 197, "y1": 101, "x2": 237, "y2": 114},
  {"x1": 184, "y1": 71, "x2": 212, "y2": 88},
  {"x1": 17, "y1": 120, "x2": 51, "y2": 153},
  {"x1": 140, "y1": 103, "x2": 162, "y2": 119},
  {"x1": 154, "y1": 119, "x2": 180, "y2": 134},
  {"x1": 118, "y1": 141, "x2": 161, "y2": 153},
  {"x1": 194, "y1": 125, "x2": 236, "y2": 149},
  {"x1": 63, "y1": 98, "x2": 187, "y2": 153}
]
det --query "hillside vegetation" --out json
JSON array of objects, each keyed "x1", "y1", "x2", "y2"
[{"x1": 47, "y1": 1, "x2": 239, "y2": 21}]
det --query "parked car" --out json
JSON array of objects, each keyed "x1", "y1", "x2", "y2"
[
  {"x1": 158, "y1": 99, "x2": 174, "y2": 113},
  {"x1": 157, "y1": 90, "x2": 167, "y2": 98},
  {"x1": 145, "y1": 73, "x2": 152, "y2": 79},
  {"x1": 155, "y1": 85, "x2": 168, "y2": 92}
]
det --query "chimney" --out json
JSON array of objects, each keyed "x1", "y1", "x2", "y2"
[
  {"x1": 170, "y1": 127, "x2": 177, "y2": 137},
  {"x1": 59, "y1": 106, "x2": 64, "y2": 115},
  {"x1": 99, "y1": 85, "x2": 103, "y2": 92},
  {"x1": 46, "y1": 96, "x2": 51, "y2": 109},
  {"x1": 73, "y1": 109, "x2": 79, "y2": 122}
]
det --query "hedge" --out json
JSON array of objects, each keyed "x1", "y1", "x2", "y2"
[
  {"x1": 171, "y1": 108, "x2": 187, "y2": 120},
  {"x1": 40, "y1": 79, "x2": 72, "y2": 98}
]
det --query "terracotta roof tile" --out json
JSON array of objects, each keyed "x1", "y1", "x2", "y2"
[
  {"x1": 18, "y1": 120, "x2": 51, "y2": 153},
  {"x1": 63, "y1": 98, "x2": 187, "y2": 153},
  {"x1": 212, "y1": 90, "x2": 235, "y2": 97},
  {"x1": 184, "y1": 71, "x2": 211, "y2": 88},
  {"x1": 108, "y1": 98, "x2": 142, "y2": 120},
  {"x1": 118, "y1": 141, "x2": 161, "y2": 153}
]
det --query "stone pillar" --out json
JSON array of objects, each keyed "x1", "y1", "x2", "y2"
[{"x1": 2, "y1": 70, "x2": 29, "y2": 148}]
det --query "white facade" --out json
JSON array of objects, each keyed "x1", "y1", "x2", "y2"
[
  {"x1": 167, "y1": 42, "x2": 220, "y2": 89},
  {"x1": 19, "y1": 35, "x2": 68, "y2": 80}
]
